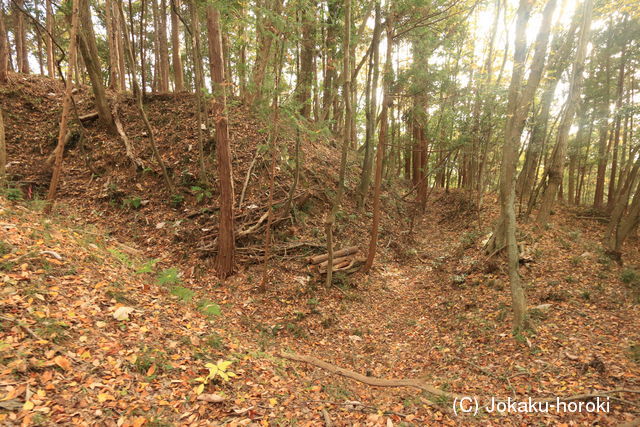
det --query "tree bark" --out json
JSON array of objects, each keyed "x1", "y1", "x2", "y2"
[
  {"x1": 190, "y1": 0, "x2": 207, "y2": 183},
  {"x1": 325, "y1": 0, "x2": 352, "y2": 285},
  {"x1": 170, "y1": 0, "x2": 184, "y2": 91},
  {"x1": 77, "y1": 0, "x2": 116, "y2": 132},
  {"x1": 45, "y1": 0, "x2": 54, "y2": 77},
  {"x1": 536, "y1": 0, "x2": 593, "y2": 225},
  {"x1": 497, "y1": 0, "x2": 533, "y2": 331},
  {"x1": 157, "y1": 0, "x2": 169, "y2": 92},
  {"x1": 296, "y1": 0, "x2": 315, "y2": 119},
  {"x1": 45, "y1": 0, "x2": 80, "y2": 214},
  {"x1": 0, "y1": 5, "x2": 7, "y2": 83},
  {"x1": 117, "y1": 0, "x2": 174, "y2": 193},
  {"x1": 15, "y1": 0, "x2": 29, "y2": 73},
  {"x1": 105, "y1": 0, "x2": 119, "y2": 89},
  {"x1": 207, "y1": 5, "x2": 235, "y2": 278},
  {"x1": 356, "y1": 1, "x2": 380, "y2": 209},
  {"x1": 361, "y1": 13, "x2": 392, "y2": 274},
  {"x1": 606, "y1": 37, "x2": 627, "y2": 211},
  {"x1": 0, "y1": 109, "x2": 5, "y2": 186},
  {"x1": 486, "y1": 0, "x2": 557, "y2": 253}
]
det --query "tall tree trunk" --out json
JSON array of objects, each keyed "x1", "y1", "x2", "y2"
[
  {"x1": 105, "y1": 0, "x2": 120, "y2": 89},
  {"x1": 170, "y1": 0, "x2": 184, "y2": 91},
  {"x1": 207, "y1": 5, "x2": 235, "y2": 278},
  {"x1": 324, "y1": 0, "x2": 351, "y2": 286},
  {"x1": 536, "y1": 0, "x2": 593, "y2": 225},
  {"x1": 517, "y1": 13, "x2": 578, "y2": 213},
  {"x1": 361, "y1": 13, "x2": 392, "y2": 274},
  {"x1": 45, "y1": 0, "x2": 79, "y2": 214},
  {"x1": 497, "y1": 0, "x2": 533, "y2": 331},
  {"x1": 190, "y1": 0, "x2": 207, "y2": 183},
  {"x1": 486, "y1": 0, "x2": 557, "y2": 253},
  {"x1": 33, "y1": 0, "x2": 44, "y2": 75},
  {"x1": 15, "y1": 0, "x2": 29, "y2": 73},
  {"x1": 114, "y1": 0, "x2": 126, "y2": 90},
  {"x1": 45, "y1": 0, "x2": 54, "y2": 77},
  {"x1": 356, "y1": 1, "x2": 380, "y2": 208},
  {"x1": 296, "y1": 0, "x2": 315, "y2": 119},
  {"x1": 0, "y1": 109, "x2": 5, "y2": 187},
  {"x1": 0, "y1": 5, "x2": 7, "y2": 83},
  {"x1": 78, "y1": 0, "x2": 116, "y2": 132},
  {"x1": 249, "y1": 0, "x2": 280, "y2": 104},
  {"x1": 606, "y1": 38, "x2": 627, "y2": 211},
  {"x1": 593, "y1": 24, "x2": 614, "y2": 209},
  {"x1": 117, "y1": 0, "x2": 174, "y2": 193},
  {"x1": 157, "y1": 0, "x2": 169, "y2": 92}
]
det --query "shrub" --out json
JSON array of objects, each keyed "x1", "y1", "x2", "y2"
[
  {"x1": 621, "y1": 269, "x2": 639, "y2": 284},
  {"x1": 157, "y1": 267, "x2": 180, "y2": 286}
]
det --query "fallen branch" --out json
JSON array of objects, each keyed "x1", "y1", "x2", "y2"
[
  {"x1": 238, "y1": 146, "x2": 262, "y2": 208},
  {"x1": 78, "y1": 111, "x2": 99, "y2": 122},
  {"x1": 309, "y1": 246, "x2": 358, "y2": 265},
  {"x1": 318, "y1": 255, "x2": 353, "y2": 269},
  {"x1": 0, "y1": 315, "x2": 42, "y2": 340}
]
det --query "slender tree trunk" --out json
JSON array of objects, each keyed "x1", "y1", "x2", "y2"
[
  {"x1": 170, "y1": 0, "x2": 184, "y2": 91},
  {"x1": 325, "y1": 0, "x2": 351, "y2": 286},
  {"x1": 517, "y1": 13, "x2": 578, "y2": 213},
  {"x1": 593, "y1": 24, "x2": 614, "y2": 209},
  {"x1": 357, "y1": 1, "x2": 380, "y2": 209},
  {"x1": 361, "y1": 14, "x2": 392, "y2": 274},
  {"x1": 536, "y1": 0, "x2": 593, "y2": 225},
  {"x1": 0, "y1": 5, "x2": 7, "y2": 83},
  {"x1": 117, "y1": 0, "x2": 174, "y2": 193},
  {"x1": 250, "y1": 0, "x2": 281, "y2": 104},
  {"x1": 15, "y1": 0, "x2": 29, "y2": 73},
  {"x1": 190, "y1": 0, "x2": 207, "y2": 183},
  {"x1": 113, "y1": 0, "x2": 126, "y2": 90},
  {"x1": 45, "y1": 0, "x2": 54, "y2": 77},
  {"x1": 33, "y1": 0, "x2": 44, "y2": 75},
  {"x1": 606, "y1": 39, "x2": 627, "y2": 211},
  {"x1": 105, "y1": 0, "x2": 120, "y2": 89},
  {"x1": 0, "y1": 109, "x2": 5, "y2": 187},
  {"x1": 297, "y1": 2, "x2": 314, "y2": 118},
  {"x1": 157, "y1": 0, "x2": 169, "y2": 92},
  {"x1": 497, "y1": 0, "x2": 533, "y2": 331},
  {"x1": 45, "y1": 0, "x2": 79, "y2": 214},
  {"x1": 486, "y1": 0, "x2": 557, "y2": 252},
  {"x1": 207, "y1": 5, "x2": 235, "y2": 278},
  {"x1": 260, "y1": 37, "x2": 284, "y2": 291}
]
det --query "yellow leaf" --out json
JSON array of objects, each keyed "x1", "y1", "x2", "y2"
[
  {"x1": 217, "y1": 360, "x2": 232, "y2": 371},
  {"x1": 97, "y1": 393, "x2": 114, "y2": 403},
  {"x1": 195, "y1": 384, "x2": 205, "y2": 395},
  {"x1": 22, "y1": 400, "x2": 34, "y2": 411},
  {"x1": 269, "y1": 398, "x2": 278, "y2": 407}
]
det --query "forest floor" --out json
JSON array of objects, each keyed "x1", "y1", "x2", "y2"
[{"x1": 1, "y1": 74, "x2": 639, "y2": 425}]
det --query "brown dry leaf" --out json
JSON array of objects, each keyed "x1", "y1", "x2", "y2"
[
  {"x1": 196, "y1": 393, "x2": 225, "y2": 403},
  {"x1": 53, "y1": 355, "x2": 72, "y2": 371}
]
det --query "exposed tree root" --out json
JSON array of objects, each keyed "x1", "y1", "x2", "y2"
[
  {"x1": 280, "y1": 351, "x2": 640, "y2": 409},
  {"x1": 279, "y1": 351, "x2": 462, "y2": 401}
]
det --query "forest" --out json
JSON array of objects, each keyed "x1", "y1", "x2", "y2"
[{"x1": 0, "y1": 0, "x2": 639, "y2": 424}]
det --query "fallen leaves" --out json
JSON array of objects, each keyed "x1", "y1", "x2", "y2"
[
  {"x1": 53, "y1": 355, "x2": 72, "y2": 371},
  {"x1": 196, "y1": 393, "x2": 225, "y2": 403},
  {"x1": 112, "y1": 306, "x2": 134, "y2": 321}
]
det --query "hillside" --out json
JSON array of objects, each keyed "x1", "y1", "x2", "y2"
[{"x1": 1, "y1": 75, "x2": 639, "y2": 425}]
